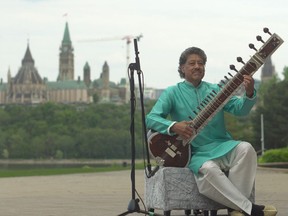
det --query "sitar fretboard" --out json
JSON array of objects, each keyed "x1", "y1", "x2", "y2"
[{"x1": 190, "y1": 29, "x2": 283, "y2": 136}]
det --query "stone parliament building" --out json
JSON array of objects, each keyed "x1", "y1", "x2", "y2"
[
  {"x1": 0, "y1": 22, "x2": 276, "y2": 105},
  {"x1": 0, "y1": 22, "x2": 127, "y2": 105}
]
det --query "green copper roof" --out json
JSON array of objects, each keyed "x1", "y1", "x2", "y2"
[
  {"x1": 93, "y1": 79, "x2": 117, "y2": 88},
  {"x1": 0, "y1": 83, "x2": 7, "y2": 91},
  {"x1": 62, "y1": 22, "x2": 72, "y2": 45},
  {"x1": 47, "y1": 80, "x2": 87, "y2": 90},
  {"x1": 84, "y1": 62, "x2": 90, "y2": 70}
]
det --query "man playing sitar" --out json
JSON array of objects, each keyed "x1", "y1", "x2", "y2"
[{"x1": 146, "y1": 35, "x2": 282, "y2": 216}]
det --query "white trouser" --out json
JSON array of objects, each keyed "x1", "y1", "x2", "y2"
[{"x1": 194, "y1": 142, "x2": 257, "y2": 215}]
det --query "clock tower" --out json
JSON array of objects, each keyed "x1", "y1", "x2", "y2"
[{"x1": 58, "y1": 22, "x2": 74, "y2": 81}]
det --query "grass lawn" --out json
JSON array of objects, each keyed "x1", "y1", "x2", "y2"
[{"x1": 0, "y1": 163, "x2": 145, "y2": 178}]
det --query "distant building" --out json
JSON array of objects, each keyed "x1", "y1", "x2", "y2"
[
  {"x1": 135, "y1": 87, "x2": 164, "y2": 101},
  {"x1": 4, "y1": 44, "x2": 47, "y2": 104},
  {"x1": 0, "y1": 22, "x2": 130, "y2": 105},
  {"x1": 57, "y1": 22, "x2": 74, "y2": 81},
  {"x1": 261, "y1": 56, "x2": 276, "y2": 82},
  {"x1": 90, "y1": 61, "x2": 128, "y2": 104}
]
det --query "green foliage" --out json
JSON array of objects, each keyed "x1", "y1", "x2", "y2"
[
  {"x1": 224, "y1": 113, "x2": 254, "y2": 144},
  {"x1": 0, "y1": 102, "x2": 151, "y2": 159},
  {"x1": 225, "y1": 66, "x2": 288, "y2": 153},
  {"x1": 2, "y1": 149, "x2": 9, "y2": 159},
  {"x1": 258, "y1": 148, "x2": 288, "y2": 163},
  {"x1": 283, "y1": 66, "x2": 288, "y2": 80},
  {"x1": 252, "y1": 73, "x2": 288, "y2": 150},
  {"x1": 92, "y1": 93, "x2": 99, "y2": 103},
  {"x1": 55, "y1": 150, "x2": 64, "y2": 159}
]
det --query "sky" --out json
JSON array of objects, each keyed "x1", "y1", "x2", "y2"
[{"x1": 0, "y1": 0, "x2": 287, "y2": 89}]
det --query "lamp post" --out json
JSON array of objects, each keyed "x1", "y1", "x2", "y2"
[{"x1": 261, "y1": 114, "x2": 265, "y2": 155}]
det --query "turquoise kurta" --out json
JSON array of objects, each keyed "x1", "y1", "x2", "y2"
[{"x1": 146, "y1": 80, "x2": 257, "y2": 175}]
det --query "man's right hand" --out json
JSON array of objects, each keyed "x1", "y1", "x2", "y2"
[{"x1": 170, "y1": 121, "x2": 194, "y2": 140}]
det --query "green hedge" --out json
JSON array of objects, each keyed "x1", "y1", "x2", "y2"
[{"x1": 258, "y1": 148, "x2": 288, "y2": 163}]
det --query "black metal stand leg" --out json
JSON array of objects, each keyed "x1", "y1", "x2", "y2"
[
  {"x1": 211, "y1": 210, "x2": 218, "y2": 216},
  {"x1": 163, "y1": 210, "x2": 171, "y2": 216},
  {"x1": 185, "y1": 209, "x2": 191, "y2": 215},
  {"x1": 203, "y1": 210, "x2": 209, "y2": 216},
  {"x1": 193, "y1": 210, "x2": 202, "y2": 216},
  {"x1": 117, "y1": 39, "x2": 164, "y2": 216}
]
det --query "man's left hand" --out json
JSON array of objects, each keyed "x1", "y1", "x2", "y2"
[{"x1": 243, "y1": 75, "x2": 254, "y2": 98}]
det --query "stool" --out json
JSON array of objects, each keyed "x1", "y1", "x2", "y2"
[{"x1": 145, "y1": 167, "x2": 254, "y2": 216}]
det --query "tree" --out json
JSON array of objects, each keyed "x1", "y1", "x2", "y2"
[
  {"x1": 252, "y1": 67, "x2": 288, "y2": 150},
  {"x1": 92, "y1": 93, "x2": 99, "y2": 103},
  {"x1": 224, "y1": 113, "x2": 254, "y2": 144},
  {"x1": 283, "y1": 66, "x2": 288, "y2": 80},
  {"x1": 0, "y1": 101, "x2": 154, "y2": 159}
]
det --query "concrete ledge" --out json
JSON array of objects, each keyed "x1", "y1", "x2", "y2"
[{"x1": 258, "y1": 162, "x2": 288, "y2": 169}]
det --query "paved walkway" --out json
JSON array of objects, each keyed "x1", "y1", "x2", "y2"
[{"x1": 0, "y1": 167, "x2": 287, "y2": 216}]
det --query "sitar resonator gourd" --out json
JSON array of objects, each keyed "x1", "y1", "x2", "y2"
[{"x1": 148, "y1": 27, "x2": 284, "y2": 168}]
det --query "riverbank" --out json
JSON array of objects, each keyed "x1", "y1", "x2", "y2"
[{"x1": 0, "y1": 159, "x2": 135, "y2": 165}]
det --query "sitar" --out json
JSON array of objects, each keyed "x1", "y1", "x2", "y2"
[{"x1": 148, "y1": 28, "x2": 284, "y2": 168}]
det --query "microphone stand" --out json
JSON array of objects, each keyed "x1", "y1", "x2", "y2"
[{"x1": 118, "y1": 39, "x2": 163, "y2": 216}]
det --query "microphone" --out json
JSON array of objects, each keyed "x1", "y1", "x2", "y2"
[{"x1": 133, "y1": 39, "x2": 141, "y2": 71}]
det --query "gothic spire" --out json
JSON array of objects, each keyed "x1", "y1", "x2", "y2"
[
  {"x1": 261, "y1": 56, "x2": 275, "y2": 82},
  {"x1": 22, "y1": 43, "x2": 34, "y2": 65},
  {"x1": 62, "y1": 22, "x2": 72, "y2": 46},
  {"x1": 14, "y1": 43, "x2": 43, "y2": 85}
]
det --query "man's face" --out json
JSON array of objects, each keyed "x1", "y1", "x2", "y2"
[{"x1": 181, "y1": 54, "x2": 205, "y2": 85}]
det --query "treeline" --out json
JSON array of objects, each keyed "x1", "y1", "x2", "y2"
[
  {"x1": 0, "y1": 68, "x2": 287, "y2": 159},
  {"x1": 251, "y1": 67, "x2": 288, "y2": 150},
  {"x1": 225, "y1": 66, "x2": 288, "y2": 152},
  {"x1": 0, "y1": 102, "x2": 151, "y2": 159}
]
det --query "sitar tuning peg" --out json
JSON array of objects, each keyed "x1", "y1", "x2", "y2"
[
  {"x1": 228, "y1": 72, "x2": 234, "y2": 77},
  {"x1": 249, "y1": 43, "x2": 257, "y2": 52},
  {"x1": 256, "y1": 35, "x2": 265, "y2": 43},
  {"x1": 230, "y1": 64, "x2": 238, "y2": 72},
  {"x1": 237, "y1": 57, "x2": 245, "y2": 64},
  {"x1": 207, "y1": 95, "x2": 213, "y2": 100},
  {"x1": 263, "y1": 27, "x2": 272, "y2": 36},
  {"x1": 200, "y1": 103, "x2": 206, "y2": 109}
]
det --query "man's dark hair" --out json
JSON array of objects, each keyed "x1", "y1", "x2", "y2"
[{"x1": 178, "y1": 47, "x2": 207, "y2": 78}]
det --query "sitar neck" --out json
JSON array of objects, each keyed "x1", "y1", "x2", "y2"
[{"x1": 190, "y1": 30, "x2": 283, "y2": 133}]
